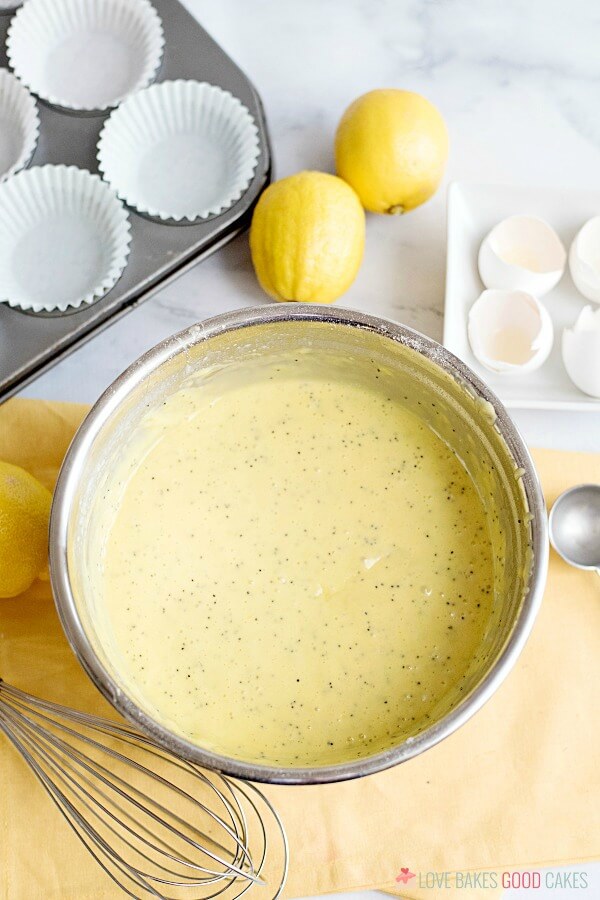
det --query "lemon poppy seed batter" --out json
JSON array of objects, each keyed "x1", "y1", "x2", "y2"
[{"x1": 95, "y1": 355, "x2": 496, "y2": 767}]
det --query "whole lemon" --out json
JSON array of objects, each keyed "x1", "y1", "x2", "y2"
[
  {"x1": 0, "y1": 461, "x2": 52, "y2": 598},
  {"x1": 249, "y1": 171, "x2": 365, "y2": 303},
  {"x1": 335, "y1": 89, "x2": 448, "y2": 214}
]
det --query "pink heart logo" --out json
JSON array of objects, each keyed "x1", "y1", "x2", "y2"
[{"x1": 396, "y1": 868, "x2": 416, "y2": 884}]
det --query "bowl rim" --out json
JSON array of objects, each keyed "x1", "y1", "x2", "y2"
[{"x1": 49, "y1": 303, "x2": 548, "y2": 784}]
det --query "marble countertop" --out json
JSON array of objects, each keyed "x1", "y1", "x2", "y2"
[
  {"x1": 19, "y1": 0, "x2": 600, "y2": 452},
  {"x1": 16, "y1": 2, "x2": 599, "y2": 896}
]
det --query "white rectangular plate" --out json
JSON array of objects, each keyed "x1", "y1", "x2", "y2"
[{"x1": 444, "y1": 181, "x2": 600, "y2": 411}]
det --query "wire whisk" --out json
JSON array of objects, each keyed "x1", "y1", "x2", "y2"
[{"x1": 0, "y1": 680, "x2": 288, "y2": 900}]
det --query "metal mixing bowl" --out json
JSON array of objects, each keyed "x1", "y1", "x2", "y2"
[{"x1": 50, "y1": 304, "x2": 548, "y2": 784}]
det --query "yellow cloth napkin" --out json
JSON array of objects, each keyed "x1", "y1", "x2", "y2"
[{"x1": 0, "y1": 398, "x2": 599, "y2": 900}]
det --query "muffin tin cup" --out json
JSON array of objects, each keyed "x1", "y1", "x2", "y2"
[
  {"x1": 97, "y1": 79, "x2": 261, "y2": 224},
  {"x1": 6, "y1": 0, "x2": 164, "y2": 115},
  {"x1": 0, "y1": 2, "x2": 22, "y2": 15},
  {"x1": 0, "y1": 165, "x2": 131, "y2": 313},
  {"x1": 0, "y1": 68, "x2": 39, "y2": 182}
]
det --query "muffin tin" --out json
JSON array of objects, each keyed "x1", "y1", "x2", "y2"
[{"x1": 0, "y1": 0, "x2": 271, "y2": 400}]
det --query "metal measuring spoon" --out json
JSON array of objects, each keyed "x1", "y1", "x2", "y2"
[{"x1": 548, "y1": 484, "x2": 600, "y2": 574}]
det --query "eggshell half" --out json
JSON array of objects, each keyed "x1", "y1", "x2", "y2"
[
  {"x1": 468, "y1": 288, "x2": 554, "y2": 374},
  {"x1": 569, "y1": 216, "x2": 600, "y2": 304},
  {"x1": 478, "y1": 215, "x2": 566, "y2": 296},
  {"x1": 562, "y1": 305, "x2": 600, "y2": 397}
]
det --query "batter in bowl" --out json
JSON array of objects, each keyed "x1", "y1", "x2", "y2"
[{"x1": 92, "y1": 350, "x2": 496, "y2": 767}]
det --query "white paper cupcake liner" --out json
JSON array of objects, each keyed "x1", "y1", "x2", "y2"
[
  {"x1": 0, "y1": 165, "x2": 131, "y2": 313},
  {"x1": 97, "y1": 79, "x2": 261, "y2": 223},
  {"x1": 0, "y1": 68, "x2": 39, "y2": 182},
  {"x1": 7, "y1": 0, "x2": 164, "y2": 113}
]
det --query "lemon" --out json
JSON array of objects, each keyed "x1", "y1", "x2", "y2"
[
  {"x1": 335, "y1": 89, "x2": 448, "y2": 214},
  {"x1": 0, "y1": 461, "x2": 52, "y2": 598},
  {"x1": 249, "y1": 171, "x2": 365, "y2": 303}
]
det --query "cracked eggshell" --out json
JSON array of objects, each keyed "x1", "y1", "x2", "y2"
[
  {"x1": 468, "y1": 288, "x2": 554, "y2": 374},
  {"x1": 568, "y1": 216, "x2": 600, "y2": 304},
  {"x1": 562, "y1": 306, "x2": 600, "y2": 398},
  {"x1": 478, "y1": 215, "x2": 566, "y2": 296}
]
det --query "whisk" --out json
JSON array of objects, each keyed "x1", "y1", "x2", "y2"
[{"x1": 0, "y1": 680, "x2": 288, "y2": 900}]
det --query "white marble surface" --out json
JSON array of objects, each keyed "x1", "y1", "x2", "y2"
[
  {"x1": 18, "y1": 1, "x2": 599, "y2": 896},
  {"x1": 19, "y1": 0, "x2": 600, "y2": 452}
]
